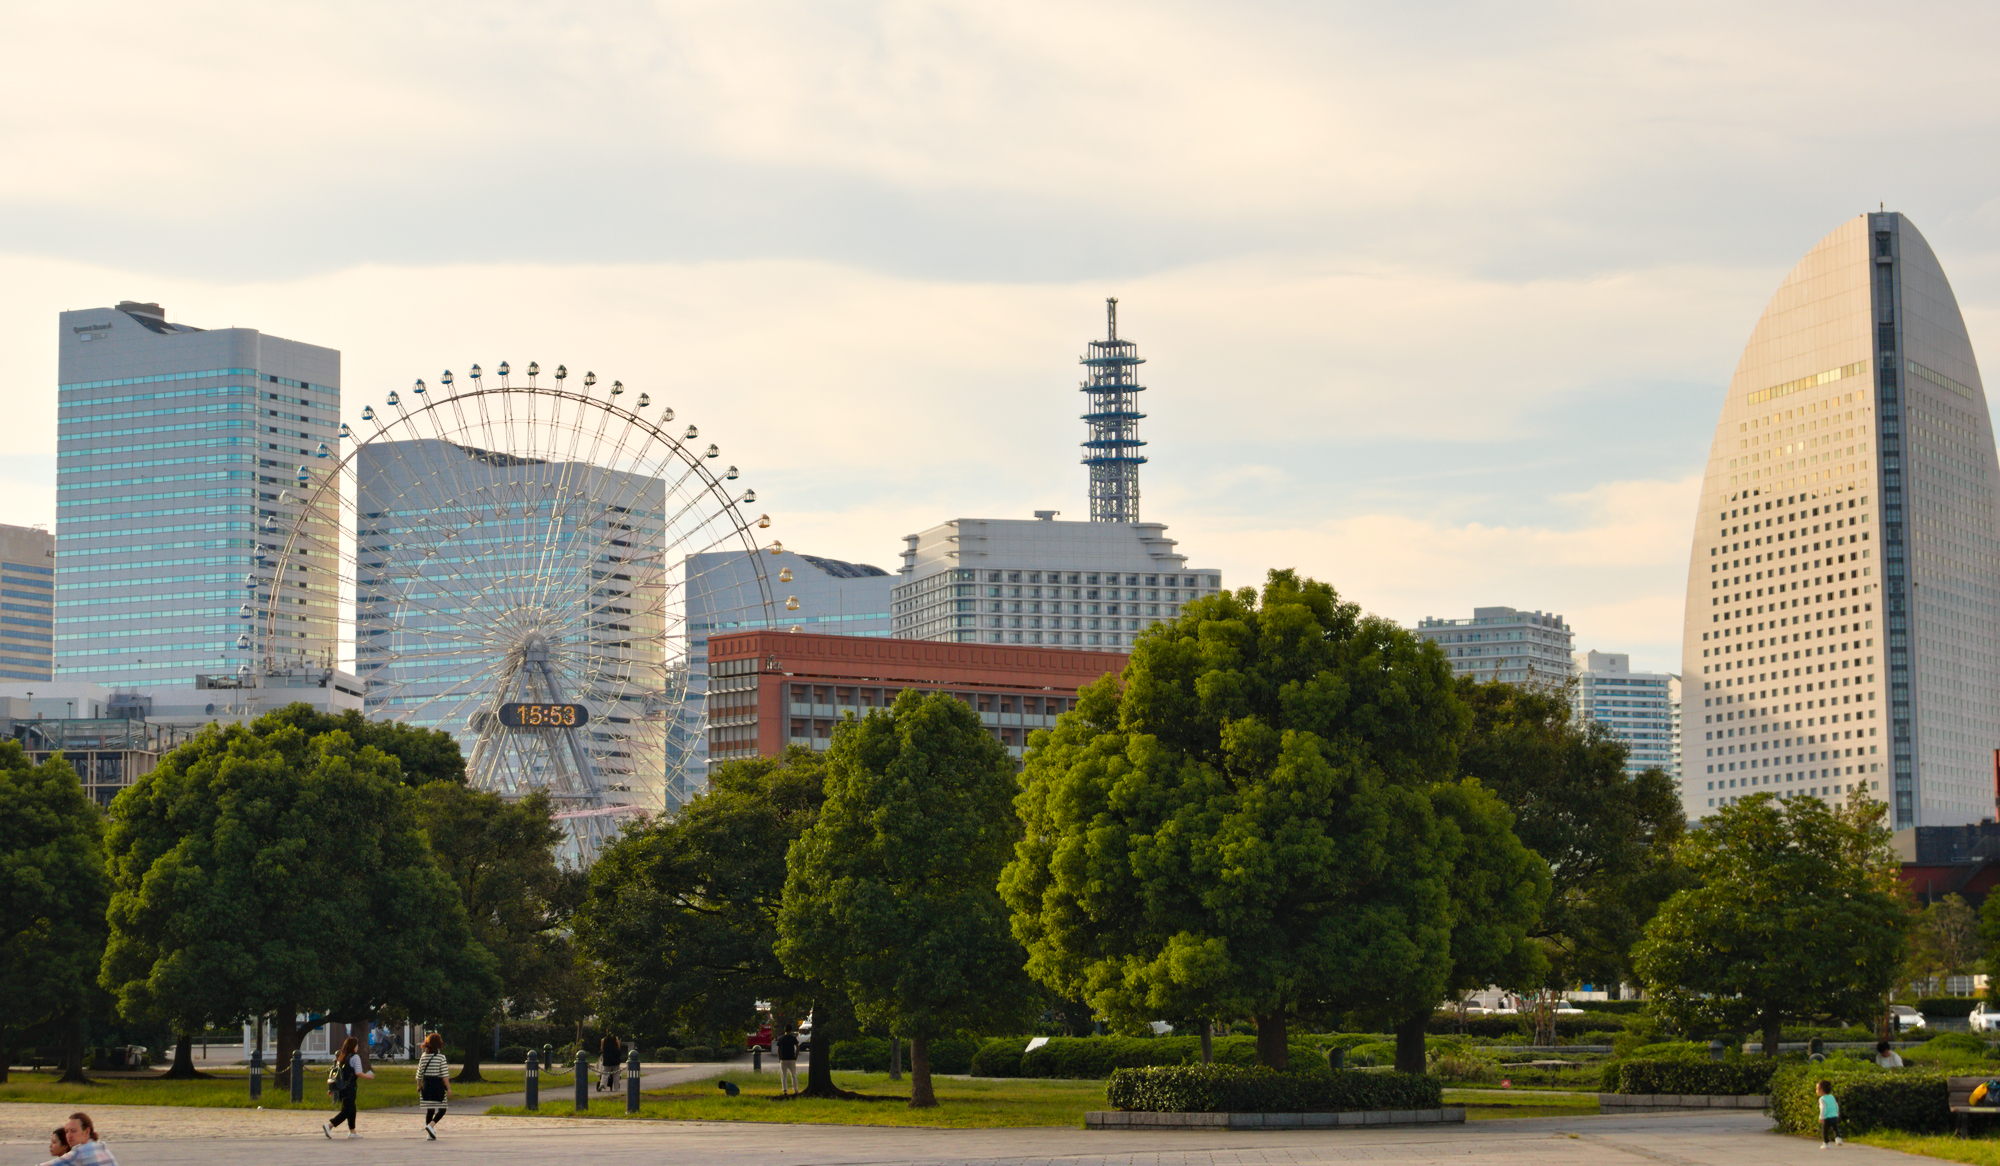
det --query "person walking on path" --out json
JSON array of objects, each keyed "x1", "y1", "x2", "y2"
[
  {"x1": 1817, "y1": 1079, "x2": 1842, "y2": 1148},
  {"x1": 598, "y1": 1033, "x2": 623, "y2": 1092},
  {"x1": 323, "y1": 1035, "x2": 375, "y2": 1139},
  {"x1": 40, "y1": 1112, "x2": 117, "y2": 1166},
  {"x1": 416, "y1": 1032, "x2": 452, "y2": 1139},
  {"x1": 774, "y1": 1028, "x2": 801, "y2": 1097}
]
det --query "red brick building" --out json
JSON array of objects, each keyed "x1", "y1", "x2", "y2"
[{"x1": 705, "y1": 631, "x2": 1127, "y2": 764}]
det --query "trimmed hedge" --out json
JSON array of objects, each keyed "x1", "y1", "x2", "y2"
[
  {"x1": 827, "y1": 1037, "x2": 978, "y2": 1074},
  {"x1": 1572, "y1": 1000, "x2": 1647, "y2": 1015},
  {"x1": 1107, "y1": 1064, "x2": 1441, "y2": 1113},
  {"x1": 1918, "y1": 997, "x2": 1980, "y2": 1020},
  {"x1": 1015, "y1": 1035, "x2": 1319, "y2": 1079},
  {"x1": 970, "y1": 1037, "x2": 1033, "y2": 1077},
  {"x1": 1769, "y1": 1063, "x2": 1951, "y2": 1135},
  {"x1": 1607, "y1": 1057, "x2": 1779, "y2": 1095},
  {"x1": 1425, "y1": 1012, "x2": 1629, "y2": 1038}
]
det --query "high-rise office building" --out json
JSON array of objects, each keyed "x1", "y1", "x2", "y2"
[
  {"x1": 1572, "y1": 650, "x2": 1680, "y2": 783},
  {"x1": 0, "y1": 524, "x2": 55, "y2": 681},
  {"x1": 673, "y1": 548, "x2": 893, "y2": 804},
  {"x1": 893, "y1": 514, "x2": 1221, "y2": 651},
  {"x1": 55, "y1": 301, "x2": 340, "y2": 685},
  {"x1": 1683, "y1": 212, "x2": 2000, "y2": 826},
  {"x1": 1412, "y1": 606, "x2": 1573, "y2": 687},
  {"x1": 356, "y1": 437, "x2": 669, "y2": 813}
]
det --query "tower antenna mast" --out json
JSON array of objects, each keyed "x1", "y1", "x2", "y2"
[{"x1": 1079, "y1": 297, "x2": 1148, "y2": 522}]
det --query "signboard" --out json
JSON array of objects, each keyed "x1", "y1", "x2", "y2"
[{"x1": 497, "y1": 702, "x2": 589, "y2": 729}]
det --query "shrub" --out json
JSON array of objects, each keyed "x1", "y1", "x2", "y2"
[
  {"x1": 828, "y1": 1037, "x2": 889, "y2": 1070},
  {"x1": 970, "y1": 1037, "x2": 1032, "y2": 1078},
  {"x1": 1769, "y1": 1063, "x2": 1951, "y2": 1135},
  {"x1": 1317, "y1": 1032, "x2": 1393, "y2": 1051},
  {"x1": 1572, "y1": 1000, "x2": 1648, "y2": 1015},
  {"x1": 1107, "y1": 1065, "x2": 1442, "y2": 1113},
  {"x1": 1347, "y1": 1041, "x2": 1397, "y2": 1067},
  {"x1": 1609, "y1": 1057, "x2": 1779, "y2": 1095},
  {"x1": 1919, "y1": 997, "x2": 1980, "y2": 1020},
  {"x1": 1424, "y1": 1012, "x2": 1628, "y2": 1039},
  {"x1": 497, "y1": 1045, "x2": 528, "y2": 1064},
  {"x1": 1429, "y1": 1053, "x2": 1497, "y2": 1084},
  {"x1": 1016, "y1": 1035, "x2": 1320, "y2": 1078}
]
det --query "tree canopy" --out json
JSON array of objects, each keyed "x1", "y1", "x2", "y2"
[
  {"x1": 778, "y1": 691, "x2": 1032, "y2": 1107},
  {"x1": 256, "y1": 704, "x2": 467, "y2": 786},
  {"x1": 1001, "y1": 569, "x2": 1479, "y2": 1068},
  {"x1": 100, "y1": 721, "x2": 495, "y2": 1082},
  {"x1": 1455, "y1": 680, "x2": 1685, "y2": 990},
  {"x1": 1632, "y1": 792, "x2": 1906, "y2": 1054},
  {"x1": 0, "y1": 742, "x2": 110, "y2": 1083}
]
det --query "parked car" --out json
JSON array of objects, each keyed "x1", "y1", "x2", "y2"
[
  {"x1": 1889, "y1": 1004, "x2": 1928, "y2": 1032},
  {"x1": 1970, "y1": 1003, "x2": 1999, "y2": 1033}
]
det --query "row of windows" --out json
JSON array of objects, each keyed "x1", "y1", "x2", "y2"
[
  {"x1": 0, "y1": 562, "x2": 53, "y2": 575},
  {"x1": 59, "y1": 400, "x2": 259, "y2": 425},
  {"x1": 59, "y1": 367, "x2": 335, "y2": 394}
]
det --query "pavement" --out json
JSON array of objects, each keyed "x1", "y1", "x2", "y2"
[{"x1": 0, "y1": 1106, "x2": 1918, "y2": 1166}]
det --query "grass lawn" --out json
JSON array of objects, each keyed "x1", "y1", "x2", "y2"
[
  {"x1": 1442, "y1": 1089, "x2": 1600, "y2": 1121},
  {"x1": 489, "y1": 1072, "x2": 1104, "y2": 1128},
  {"x1": 0, "y1": 1065, "x2": 527, "y2": 1111},
  {"x1": 1851, "y1": 1132, "x2": 2000, "y2": 1165}
]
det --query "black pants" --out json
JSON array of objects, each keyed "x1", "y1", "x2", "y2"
[
  {"x1": 1821, "y1": 1117, "x2": 1840, "y2": 1144},
  {"x1": 330, "y1": 1089, "x2": 357, "y2": 1130},
  {"x1": 421, "y1": 1076, "x2": 447, "y2": 1125}
]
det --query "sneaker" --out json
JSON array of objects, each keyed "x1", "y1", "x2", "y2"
[
  {"x1": 347, "y1": 1132, "x2": 363, "y2": 1139},
  {"x1": 426, "y1": 1126, "x2": 437, "y2": 1141},
  {"x1": 322, "y1": 1123, "x2": 333, "y2": 1140},
  {"x1": 1836, "y1": 1139, "x2": 1844, "y2": 1146}
]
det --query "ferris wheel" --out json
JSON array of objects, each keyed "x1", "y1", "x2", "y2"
[{"x1": 258, "y1": 361, "x2": 778, "y2": 859}]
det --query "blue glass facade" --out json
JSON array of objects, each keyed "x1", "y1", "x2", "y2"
[{"x1": 0, "y1": 524, "x2": 55, "y2": 681}]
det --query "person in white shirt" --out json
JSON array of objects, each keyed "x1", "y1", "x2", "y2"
[
  {"x1": 322, "y1": 1035, "x2": 376, "y2": 1138},
  {"x1": 416, "y1": 1032, "x2": 452, "y2": 1139},
  {"x1": 40, "y1": 1112, "x2": 118, "y2": 1166},
  {"x1": 1875, "y1": 1040, "x2": 1904, "y2": 1068}
]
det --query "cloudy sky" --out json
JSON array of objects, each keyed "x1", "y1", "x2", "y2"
[{"x1": 9, "y1": 0, "x2": 2000, "y2": 671}]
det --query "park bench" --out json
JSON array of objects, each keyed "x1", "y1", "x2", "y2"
[{"x1": 1946, "y1": 1076, "x2": 2000, "y2": 1136}]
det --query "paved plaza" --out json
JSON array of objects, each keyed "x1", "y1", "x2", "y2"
[{"x1": 0, "y1": 1106, "x2": 1920, "y2": 1166}]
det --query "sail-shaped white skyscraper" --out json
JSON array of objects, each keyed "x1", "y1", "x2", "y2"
[{"x1": 1683, "y1": 212, "x2": 2000, "y2": 828}]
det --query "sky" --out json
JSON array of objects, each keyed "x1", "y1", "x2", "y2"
[{"x1": 9, "y1": 0, "x2": 2000, "y2": 672}]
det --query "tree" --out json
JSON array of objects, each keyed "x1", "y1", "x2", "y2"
[
  {"x1": 101, "y1": 722, "x2": 496, "y2": 1085},
  {"x1": 256, "y1": 704, "x2": 466, "y2": 786},
  {"x1": 411, "y1": 784, "x2": 574, "y2": 1082},
  {"x1": 577, "y1": 749, "x2": 853, "y2": 1096},
  {"x1": 0, "y1": 743, "x2": 110, "y2": 1084},
  {"x1": 1455, "y1": 679, "x2": 1686, "y2": 993},
  {"x1": 779, "y1": 691, "x2": 1034, "y2": 1107},
  {"x1": 1632, "y1": 792, "x2": 1907, "y2": 1055},
  {"x1": 1381, "y1": 779, "x2": 1549, "y2": 1073},
  {"x1": 1002, "y1": 570, "x2": 1471, "y2": 1069},
  {"x1": 1911, "y1": 894, "x2": 1982, "y2": 993}
]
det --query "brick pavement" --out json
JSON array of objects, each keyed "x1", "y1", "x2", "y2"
[{"x1": 0, "y1": 1107, "x2": 1913, "y2": 1166}]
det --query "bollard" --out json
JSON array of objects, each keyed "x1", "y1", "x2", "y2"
[
  {"x1": 542, "y1": 1043, "x2": 554, "y2": 1078},
  {"x1": 290, "y1": 1049, "x2": 305, "y2": 1103},
  {"x1": 249, "y1": 1048, "x2": 263, "y2": 1100},
  {"x1": 1808, "y1": 1037, "x2": 1825, "y2": 1063},
  {"x1": 575, "y1": 1050, "x2": 590, "y2": 1111},
  {"x1": 1707, "y1": 1038, "x2": 1725, "y2": 1062},
  {"x1": 1327, "y1": 1046, "x2": 1345, "y2": 1071},
  {"x1": 525, "y1": 1050, "x2": 539, "y2": 1111},
  {"x1": 626, "y1": 1048, "x2": 641, "y2": 1114},
  {"x1": 752, "y1": 1048, "x2": 763, "y2": 1073}
]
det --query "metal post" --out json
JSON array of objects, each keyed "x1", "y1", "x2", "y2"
[
  {"x1": 1707, "y1": 1039, "x2": 1726, "y2": 1061},
  {"x1": 752, "y1": 1048, "x2": 763, "y2": 1073},
  {"x1": 1327, "y1": 1046, "x2": 1345, "y2": 1071},
  {"x1": 249, "y1": 1047, "x2": 263, "y2": 1101},
  {"x1": 524, "y1": 1050, "x2": 539, "y2": 1111},
  {"x1": 289, "y1": 1050, "x2": 304, "y2": 1102},
  {"x1": 625, "y1": 1048, "x2": 640, "y2": 1114},
  {"x1": 574, "y1": 1050, "x2": 589, "y2": 1111}
]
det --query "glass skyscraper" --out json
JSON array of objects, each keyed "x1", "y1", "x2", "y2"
[
  {"x1": 1683, "y1": 213, "x2": 2000, "y2": 826},
  {"x1": 55, "y1": 302, "x2": 339, "y2": 685},
  {"x1": 0, "y1": 524, "x2": 55, "y2": 681}
]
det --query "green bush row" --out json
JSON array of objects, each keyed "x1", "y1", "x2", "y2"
[
  {"x1": 1769, "y1": 1063, "x2": 1952, "y2": 1135},
  {"x1": 970, "y1": 1035, "x2": 1324, "y2": 1078},
  {"x1": 1605, "y1": 1057, "x2": 1779, "y2": 1095},
  {"x1": 1571, "y1": 1000, "x2": 1647, "y2": 1015},
  {"x1": 825, "y1": 1037, "x2": 978, "y2": 1074},
  {"x1": 1918, "y1": 997, "x2": 1981, "y2": 1020},
  {"x1": 1425, "y1": 1012, "x2": 1629, "y2": 1038},
  {"x1": 1107, "y1": 1064, "x2": 1441, "y2": 1113}
]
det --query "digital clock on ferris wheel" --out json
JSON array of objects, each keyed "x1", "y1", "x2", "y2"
[{"x1": 497, "y1": 702, "x2": 590, "y2": 729}]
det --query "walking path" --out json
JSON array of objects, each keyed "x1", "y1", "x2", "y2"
[{"x1": 0, "y1": 1105, "x2": 1911, "y2": 1166}]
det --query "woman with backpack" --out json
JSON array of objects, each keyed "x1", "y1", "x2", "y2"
[
  {"x1": 322, "y1": 1035, "x2": 375, "y2": 1139},
  {"x1": 415, "y1": 1033, "x2": 451, "y2": 1139}
]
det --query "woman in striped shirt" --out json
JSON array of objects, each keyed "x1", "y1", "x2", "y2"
[{"x1": 416, "y1": 1033, "x2": 451, "y2": 1139}]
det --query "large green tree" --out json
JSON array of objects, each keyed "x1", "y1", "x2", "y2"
[
  {"x1": 101, "y1": 722, "x2": 496, "y2": 1084},
  {"x1": 778, "y1": 692, "x2": 1033, "y2": 1108},
  {"x1": 411, "y1": 784, "x2": 574, "y2": 1082},
  {"x1": 0, "y1": 743, "x2": 110, "y2": 1084},
  {"x1": 578, "y1": 749, "x2": 852, "y2": 1095},
  {"x1": 1455, "y1": 679, "x2": 1686, "y2": 992},
  {"x1": 257, "y1": 704, "x2": 466, "y2": 786},
  {"x1": 1908, "y1": 893, "x2": 1982, "y2": 992},
  {"x1": 1002, "y1": 570, "x2": 1471, "y2": 1069},
  {"x1": 1632, "y1": 792, "x2": 1906, "y2": 1054}
]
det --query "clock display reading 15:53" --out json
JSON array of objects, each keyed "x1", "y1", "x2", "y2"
[{"x1": 498, "y1": 702, "x2": 590, "y2": 728}]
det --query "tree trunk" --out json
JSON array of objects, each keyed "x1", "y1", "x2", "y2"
[
  {"x1": 162, "y1": 1031, "x2": 203, "y2": 1079},
  {"x1": 274, "y1": 1011, "x2": 329, "y2": 1089},
  {"x1": 798, "y1": 995, "x2": 855, "y2": 1099},
  {"x1": 456, "y1": 1022, "x2": 486, "y2": 1084},
  {"x1": 1200, "y1": 1023, "x2": 1212, "y2": 1066},
  {"x1": 907, "y1": 1034, "x2": 937, "y2": 1108},
  {"x1": 57, "y1": 1012, "x2": 89, "y2": 1084},
  {"x1": 1395, "y1": 1012, "x2": 1429, "y2": 1075},
  {"x1": 1762, "y1": 1014, "x2": 1781, "y2": 1058},
  {"x1": 1254, "y1": 1013, "x2": 1288, "y2": 1069},
  {"x1": 0, "y1": 1022, "x2": 10, "y2": 1084}
]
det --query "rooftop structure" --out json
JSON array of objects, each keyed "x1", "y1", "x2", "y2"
[{"x1": 1081, "y1": 297, "x2": 1148, "y2": 523}]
